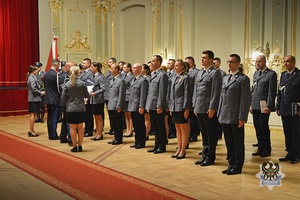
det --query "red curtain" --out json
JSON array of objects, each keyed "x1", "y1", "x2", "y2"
[{"x1": 0, "y1": 0, "x2": 39, "y2": 116}]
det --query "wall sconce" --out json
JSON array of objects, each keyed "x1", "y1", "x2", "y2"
[
  {"x1": 251, "y1": 42, "x2": 270, "y2": 60},
  {"x1": 158, "y1": 47, "x2": 174, "y2": 66},
  {"x1": 248, "y1": 40, "x2": 284, "y2": 77}
]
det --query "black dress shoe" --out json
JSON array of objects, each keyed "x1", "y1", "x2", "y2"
[
  {"x1": 195, "y1": 158, "x2": 206, "y2": 165},
  {"x1": 290, "y1": 157, "x2": 299, "y2": 164},
  {"x1": 189, "y1": 137, "x2": 197, "y2": 142},
  {"x1": 200, "y1": 160, "x2": 214, "y2": 166},
  {"x1": 176, "y1": 153, "x2": 186, "y2": 159},
  {"x1": 252, "y1": 151, "x2": 262, "y2": 156},
  {"x1": 104, "y1": 131, "x2": 112, "y2": 134},
  {"x1": 260, "y1": 152, "x2": 271, "y2": 157},
  {"x1": 227, "y1": 167, "x2": 242, "y2": 175},
  {"x1": 252, "y1": 143, "x2": 258, "y2": 147},
  {"x1": 60, "y1": 139, "x2": 68, "y2": 143},
  {"x1": 147, "y1": 146, "x2": 158, "y2": 153},
  {"x1": 135, "y1": 145, "x2": 145, "y2": 149},
  {"x1": 154, "y1": 148, "x2": 166, "y2": 154},
  {"x1": 93, "y1": 135, "x2": 103, "y2": 141},
  {"x1": 168, "y1": 134, "x2": 176, "y2": 139},
  {"x1": 112, "y1": 141, "x2": 122, "y2": 145},
  {"x1": 130, "y1": 144, "x2": 137, "y2": 148},
  {"x1": 108, "y1": 139, "x2": 116, "y2": 144},
  {"x1": 279, "y1": 155, "x2": 292, "y2": 161},
  {"x1": 49, "y1": 136, "x2": 60, "y2": 140},
  {"x1": 222, "y1": 166, "x2": 233, "y2": 174},
  {"x1": 148, "y1": 131, "x2": 155, "y2": 136},
  {"x1": 84, "y1": 133, "x2": 93, "y2": 137}
]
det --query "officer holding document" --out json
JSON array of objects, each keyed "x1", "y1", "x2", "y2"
[
  {"x1": 250, "y1": 55, "x2": 277, "y2": 157},
  {"x1": 276, "y1": 55, "x2": 300, "y2": 164}
]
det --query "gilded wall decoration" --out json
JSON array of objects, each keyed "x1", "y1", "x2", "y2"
[
  {"x1": 49, "y1": 0, "x2": 65, "y2": 29},
  {"x1": 68, "y1": 1, "x2": 87, "y2": 13},
  {"x1": 65, "y1": 30, "x2": 91, "y2": 51}
]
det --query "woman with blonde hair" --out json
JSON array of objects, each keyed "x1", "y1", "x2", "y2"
[
  {"x1": 169, "y1": 59, "x2": 191, "y2": 159},
  {"x1": 26, "y1": 65, "x2": 45, "y2": 137},
  {"x1": 62, "y1": 66, "x2": 89, "y2": 152}
]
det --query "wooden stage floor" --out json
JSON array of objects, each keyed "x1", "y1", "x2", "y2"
[{"x1": 1, "y1": 114, "x2": 300, "y2": 199}]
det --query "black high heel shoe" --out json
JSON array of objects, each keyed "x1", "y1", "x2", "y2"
[
  {"x1": 28, "y1": 132, "x2": 39, "y2": 137},
  {"x1": 123, "y1": 133, "x2": 133, "y2": 137},
  {"x1": 93, "y1": 135, "x2": 103, "y2": 141},
  {"x1": 71, "y1": 146, "x2": 78, "y2": 152},
  {"x1": 176, "y1": 153, "x2": 186, "y2": 159},
  {"x1": 171, "y1": 154, "x2": 179, "y2": 158}
]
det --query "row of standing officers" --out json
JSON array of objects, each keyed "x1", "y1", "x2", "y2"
[{"x1": 42, "y1": 51, "x2": 300, "y2": 176}]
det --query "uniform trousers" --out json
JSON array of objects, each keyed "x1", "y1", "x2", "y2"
[
  {"x1": 47, "y1": 104, "x2": 59, "y2": 139},
  {"x1": 149, "y1": 110, "x2": 167, "y2": 149},
  {"x1": 84, "y1": 103, "x2": 94, "y2": 134},
  {"x1": 252, "y1": 110, "x2": 271, "y2": 153},
  {"x1": 222, "y1": 123, "x2": 245, "y2": 169},
  {"x1": 108, "y1": 110, "x2": 123, "y2": 142},
  {"x1": 281, "y1": 116, "x2": 300, "y2": 158},
  {"x1": 131, "y1": 111, "x2": 146, "y2": 146},
  {"x1": 197, "y1": 113, "x2": 218, "y2": 162}
]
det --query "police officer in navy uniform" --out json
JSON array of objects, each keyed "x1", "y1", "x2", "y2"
[{"x1": 276, "y1": 55, "x2": 300, "y2": 164}]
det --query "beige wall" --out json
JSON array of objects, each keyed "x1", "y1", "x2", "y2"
[{"x1": 39, "y1": 0, "x2": 300, "y2": 126}]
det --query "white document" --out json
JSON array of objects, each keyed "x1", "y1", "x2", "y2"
[
  {"x1": 87, "y1": 85, "x2": 94, "y2": 93},
  {"x1": 260, "y1": 100, "x2": 267, "y2": 113}
]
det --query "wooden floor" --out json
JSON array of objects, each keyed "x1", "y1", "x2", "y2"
[{"x1": 1, "y1": 113, "x2": 300, "y2": 200}]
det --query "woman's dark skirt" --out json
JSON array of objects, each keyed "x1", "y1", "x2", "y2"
[
  {"x1": 172, "y1": 111, "x2": 188, "y2": 124},
  {"x1": 28, "y1": 102, "x2": 40, "y2": 113},
  {"x1": 123, "y1": 101, "x2": 129, "y2": 112},
  {"x1": 66, "y1": 112, "x2": 86, "y2": 124},
  {"x1": 91, "y1": 103, "x2": 104, "y2": 115}
]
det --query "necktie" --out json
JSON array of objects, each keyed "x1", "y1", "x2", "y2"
[
  {"x1": 227, "y1": 74, "x2": 232, "y2": 83},
  {"x1": 259, "y1": 71, "x2": 262, "y2": 77}
]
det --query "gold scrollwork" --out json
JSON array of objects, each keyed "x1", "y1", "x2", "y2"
[
  {"x1": 157, "y1": 0, "x2": 162, "y2": 24},
  {"x1": 49, "y1": 0, "x2": 64, "y2": 26},
  {"x1": 169, "y1": 0, "x2": 174, "y2": 22},
  {"x1": 65, "y1": 30, "x2": 90, "y2": 51},
  {"x1": 68, "y1": 1, "x2": 87, "y2": 13}
]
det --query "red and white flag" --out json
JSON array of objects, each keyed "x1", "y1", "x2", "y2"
[{"x1": 45, "y1": 36, "x2": 59, "y2": 71}]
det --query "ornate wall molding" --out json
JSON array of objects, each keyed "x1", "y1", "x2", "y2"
[
  {"x1": 49, "y1": 0, "x2": 64, "y2": 29},
  {"x1": 65, "y1": 30, "x2": 91, "y2": 51}
]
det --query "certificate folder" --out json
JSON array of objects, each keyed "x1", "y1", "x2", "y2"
[{"x1": 291, "y1": 102, "x2": 300, "y2": 116}]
